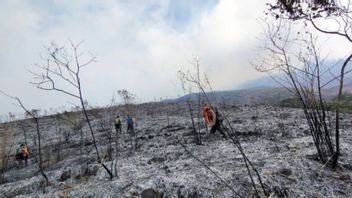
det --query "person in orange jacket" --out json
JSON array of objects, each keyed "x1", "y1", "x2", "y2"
[
  {"x1": 202, "y1": 103, "x2": 227, "y2": 138},
  {"x1": 202, "y1": 103, "x2": 215, "y2": 126},
  {"x1": 16, "y1": 144, "x2": 30, "y2": 165}
]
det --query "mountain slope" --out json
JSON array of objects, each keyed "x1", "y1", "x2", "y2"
[
  {"x1": 172, "y1": 83, "x2": 352, "y2": 105},
  {"x1": 1, "y1": 104, "x2": 352, "y2": 197}
]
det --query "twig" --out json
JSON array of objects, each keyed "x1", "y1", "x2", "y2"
[
  {"x1": 118, "y1": 181, "x2": 134, "y2": 193},
  {"x1": 318, "y1": 155, "x2": 334, "y2": 175}
]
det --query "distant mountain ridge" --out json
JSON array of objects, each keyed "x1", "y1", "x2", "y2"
[
  {"x1": 170, "y1": 84, "x2": 352, "y2": 105},
  {"x1": 239, "y1": 59, "x2": 352, "y2": 90},
  {"x1": 171, "y1": 87, "x2": 293, "y2": 105}
]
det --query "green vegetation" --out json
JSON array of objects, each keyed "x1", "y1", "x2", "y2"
[
  {"x1": 278, "y1": 97, "x2": 303, "y2": 109},
  {"x1": 279, "y1": 93, "x2": 352, "y2": 113},
  {"x1": 326, "y1": 93, "x2": 352, "y2": 113}
]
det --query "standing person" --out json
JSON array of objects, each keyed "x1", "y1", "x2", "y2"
[
  {"x1": 202, "y1": 103, "x2": 215, "y2": 127},
  {"x1": 18, "y1": 144, "x2": 30, "y2": 165},
  {"x1": 210, "y1": 108, "x2": 227, "y2": 139},
  {"x1": 115, "y1": 115, "x2": 122, "y2": 133},
  {"x1": 126, "y1": 115, "x2": 135, "y2": 150},
  {"x1": 126, "y1": 115, "x2": 134, "y2": 133},
  {"x1": 202, "y1": 104, "x2": 227, "y2": 139}
]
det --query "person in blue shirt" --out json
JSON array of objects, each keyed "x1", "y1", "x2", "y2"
[{"x1": 126, "y1": 115, "x2": 134, "y2": 133}]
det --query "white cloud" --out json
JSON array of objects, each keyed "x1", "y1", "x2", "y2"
[
  {"x1": 187, "y1": 0, "x2": 267, "y2": 89},
  {"x1": 0, "y1": 0, "x2": 271, "y2": 118}
]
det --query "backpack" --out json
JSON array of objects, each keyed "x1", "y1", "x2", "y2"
[
  {"x1": 115, "y1": 118, "x2": 121, "y2": 125},
  {"x1": 208, "y1": 110, "x2": 214, "y2": 122},
  {"x1": 207, "y1": 109, "x2": 216, "y2": 126}
]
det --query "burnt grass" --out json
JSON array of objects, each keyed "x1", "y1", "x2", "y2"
[{"x1": 0, "y1": 103, "x2": 352, "y2": 197}]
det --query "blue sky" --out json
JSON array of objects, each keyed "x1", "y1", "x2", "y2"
[
  {"x1": 0, "y1": 0, "x2": 285, "y2": 120},
  {"x1": 165, "y1": 0, "x2": 218, "y2": 30}
]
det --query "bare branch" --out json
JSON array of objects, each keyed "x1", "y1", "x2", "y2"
[{"x1": 309, "y1": 18, "x2": 352, "y2": 42}]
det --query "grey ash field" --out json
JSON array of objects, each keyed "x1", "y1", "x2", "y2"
[{"x1": 1, "y1": 103, "x2": 352, "y2": 197}]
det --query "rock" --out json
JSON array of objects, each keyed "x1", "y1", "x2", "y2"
[
  {"x1": 187, "y1": 190, "x2": 199, "y2": 198},
  {"x1": 82, "y1": 194, "x2": 94, "y2": 198},
  {"x1": 87, "y1": 165, "x2": 100, "y2": 176},
  {"x1": 232, "y1": 119, "x2": 243, "y2": 124},
  {"x1": 163, "y1": 165, "x2": 171, "y2": 173},
  {"x1": 177, "y1": 187, "x2": 185, "y2": 198},
  {"x1": 342, "y1": 163, "x2": 352, "y2": 171},
  {"x1": 141, "y1": 188, "x2": 163, "y2": 198},
  {"x1": 60, "y1": 169, "x2": 71, "y2": 181},
  {"x1": 273, "y1": 185, "x2": 288, "y2": 197},
  {"x1": 176, "y1": 186, "x2": 200, "y2": 198},
  {"x1": 306, "y1": 154, "x2": 320, "y2": 162},
  {"x1": 334, "y1": 174, "x2": 351, "y2": 182},
  {"x1": 139, "y1": 136, "x2": 147, "y2": 140},
  {"x1": 81, "y1": 165, "x2": 100, "y2": 177},
  {"x1": 279, "y1": 168, "x2": 292, "y2": 176},
  {"x1": 148, "y1": 157, "x2": 165, "y2": 164}
]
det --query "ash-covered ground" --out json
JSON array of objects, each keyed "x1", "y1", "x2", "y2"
[{"x1": 0, "y1": 103, "x2": 351, "y2": 197}]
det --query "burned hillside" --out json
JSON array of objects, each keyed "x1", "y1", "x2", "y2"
[{"x1": 0, "y1": 103, "x2": 351, "y2": 197}]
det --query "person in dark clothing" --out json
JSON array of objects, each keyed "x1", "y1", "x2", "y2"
[
  {"x1": 115, "y1": 115, "x2": 122, "y2": 133},
  {"x1": 126, "y1": 115, "x2": 137, "y2": 150},
  {"x1": 126, "y1": 115, "x2": 134, "y2": 133},
  {"x1": 209, "y1": 108, "x2": 227, "y2": 139}
]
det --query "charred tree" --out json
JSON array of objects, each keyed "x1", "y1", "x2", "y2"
[
  {"x1": 177, "y1": 70, "x2": 202, "y2": 145},
  {"x1": 267, "y1": 0, "x2": 352, "y2": 168},
  {"x1": 253, "y1": 20, "x2": 342, "y2": 166},
  {"x1": 0, "y1": 91, "x2": 50, "y2": 185},
  {"x1": 31, "y1": 41, "x2": 113, "y2": 179}
]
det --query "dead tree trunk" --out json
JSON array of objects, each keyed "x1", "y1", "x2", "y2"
[
  {"x1": 186, "y1": 99, "x2": 200, "y2": 144},
  {"x1": 253, "y1": 21, "x2": 342, "y2": 166},
  {"x1": 178, "y1": 71, "x2": 202, "y2": 145},
  {"x1": 333, "y1": 53, "x2": 352, "y2": 167},
  {"x1": 31, "y1": 41, "x2": 113, "y2": 179}
]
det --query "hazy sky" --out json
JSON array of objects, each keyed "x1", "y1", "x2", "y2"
[{"x1": 0, "y1": 0, "x2": 272, "y2": 118}]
